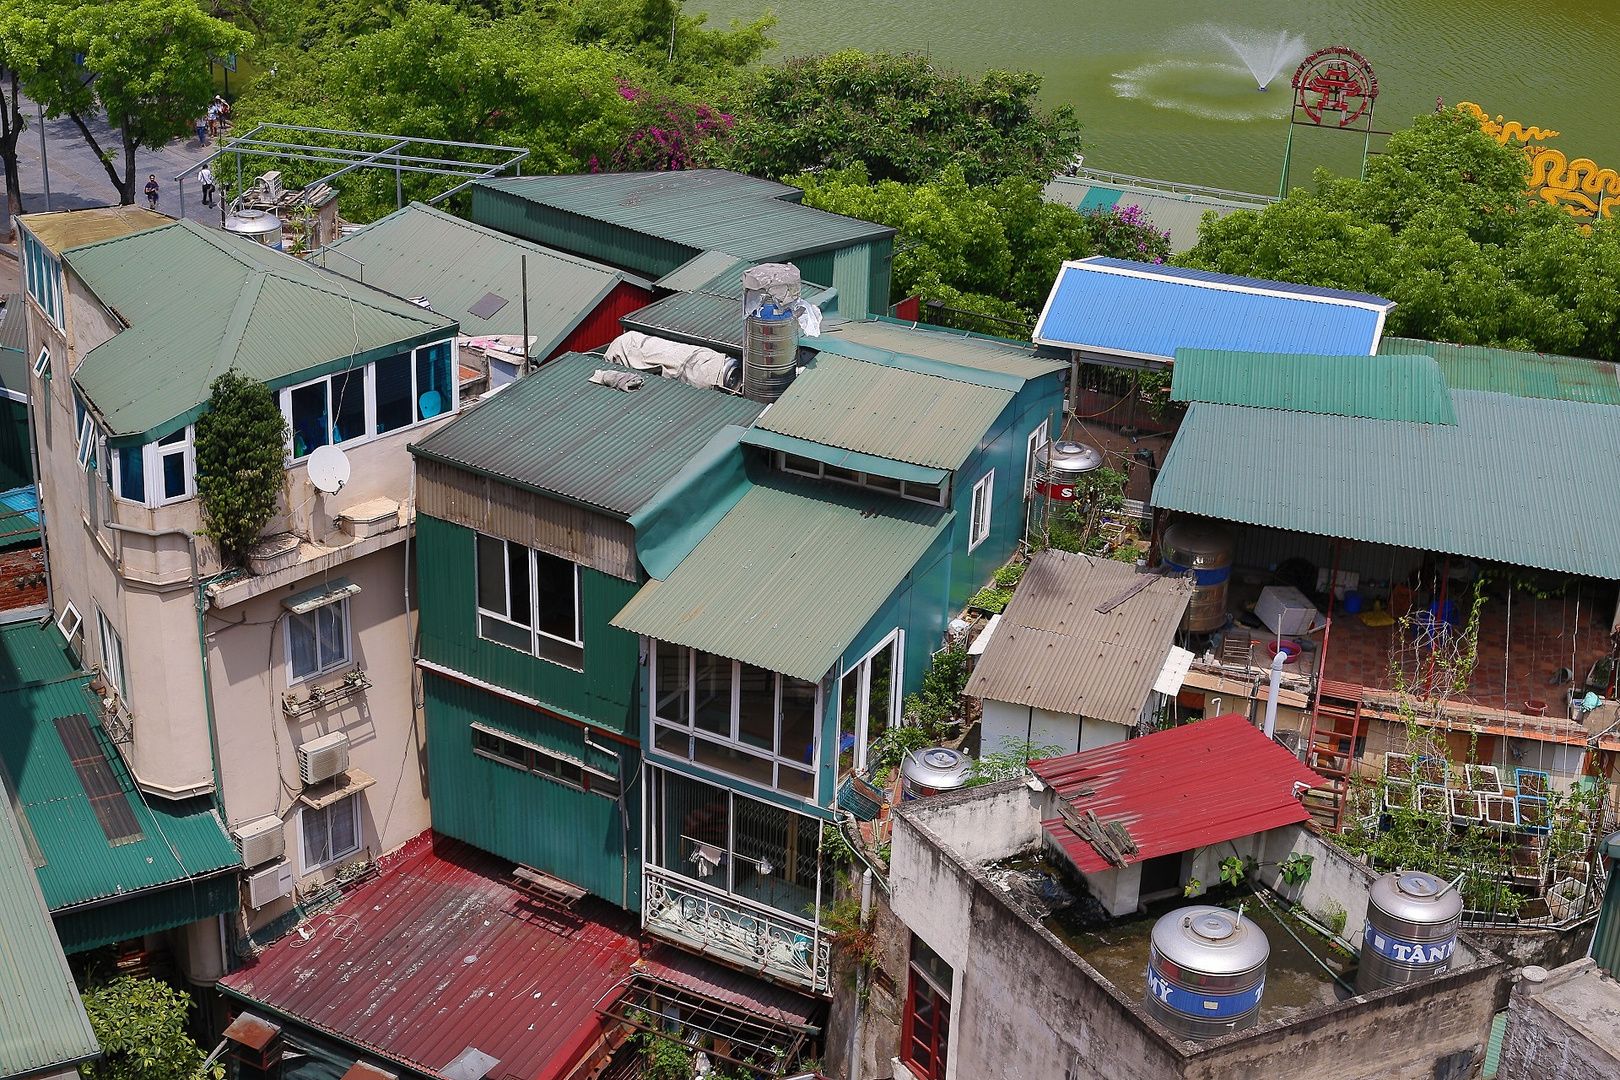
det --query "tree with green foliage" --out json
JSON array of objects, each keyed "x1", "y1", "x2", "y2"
[
  {"x1": 1179, "y1": 107, "x2": 1620, "y2": 360},
  {"x1": 81, "y1": 976, "x2": 221, "y2": 1080},
  {"x1": 194, "y1": 370, "x2": 288, "y2": 568},
  {"x1": 717, "y1": 50, "x2": 1082, "y2": 185},
  {"x1": 18, "y1": 0, "x2": 250, "y2": 204}
]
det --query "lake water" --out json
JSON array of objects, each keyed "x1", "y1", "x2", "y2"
[{"x1": 700, "y1": 0, "x2": 1620, "y2": 195}]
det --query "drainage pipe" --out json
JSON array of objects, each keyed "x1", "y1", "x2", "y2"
[{"x1": 1263, "y1": 645, "x2": 1288, "y2": 739}]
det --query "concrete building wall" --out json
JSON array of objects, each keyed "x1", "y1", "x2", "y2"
[
  {"x1": 1496, "y1": 960, "x2": 1620, "y2": 1080},
  {"x1": 979, "y1": 698, "x2": 1129, "y2": 758}
]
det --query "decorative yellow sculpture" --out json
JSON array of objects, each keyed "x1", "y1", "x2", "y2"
[{"x1": 1458, "y1": 101, "x2": 1618, "y2": 221}]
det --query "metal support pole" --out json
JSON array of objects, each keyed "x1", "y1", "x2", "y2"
[
  {"x1": 37, "y1": 100, "x2": 52, "y2": 212},
  {"x1": 521, "y1": 253, "x2": 531, "y2": 373},
  {"x1": 395, "y1": 154, "x2": 403, "y2": 208},
  {"x1": 1278, "y1": 121, "x2": 1295, "y2": 200}
]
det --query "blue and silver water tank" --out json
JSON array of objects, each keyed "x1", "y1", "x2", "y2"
[
  {"x1": 1356, "y1": 871, "x2": 1462, "y2": 992},
  {"x1": 1160, "y1": 521, "x2": 1233, "y2": 633},
  {"x1": 1145, "y1": 906, "x2": 1269, "y2": 1040}
]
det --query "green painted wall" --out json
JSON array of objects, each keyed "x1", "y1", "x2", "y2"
[
  {"x1": 469, "y1": 186, "x2": 697, "y2": 279},
  {"x1": 424, "y1": 672, "x2": 642, "y2": 910},
  {"x1": 416, "y1": 514, "x2": 643, "y2": 736},
  {"x1": 0, "y1": 399, "x2": 30, "y2": 492},
  {"x1": 1594, "y1": 856, "x2": 1620, "y2": 976}
]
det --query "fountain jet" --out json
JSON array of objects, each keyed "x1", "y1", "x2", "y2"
[{"x1": 1213, "y1": 29, "x2": 1307, "y2": 91}]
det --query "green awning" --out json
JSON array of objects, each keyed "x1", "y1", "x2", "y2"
[
  {"x1": 53, "y1": 870, "x2": 239, "y2": 954},
  {"x1": 739, "y1": 428, "x2": 951, "y2": 486}
]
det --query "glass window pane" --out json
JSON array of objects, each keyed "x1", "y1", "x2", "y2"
[
  {"x1": 532, "y1": 551, "x2": 577, "y2": 643},
  {"x1": 868, "y1": 640, "x2": 895, "y2": 750},
  {"x1": 415, "y1": 342, "x2": 452, "y2": 421},
  {"x1": 317, "y1": 604, "x2": 347, "y2": 669},
  {"x1": 158, "y1": 429, "x2": 185, "y2": 446},
  {"x1": 781, "y1": 677, "x2": 818, "y2": 767},
  {"x1": 777, "y1": 766, "x2": 813, "y2": 798},
  {"x1": 476, "y1": 535, "x2": 506, "y2": 615},
  {"x1": 290, "y1": 381, "x2": 329, "y2": 458},
  {"x1": 507, "y1": 544, "x2": 531, "y2": 628},
  {"x1": 117, "y1": 448, "x2": 145, "y2": 503},
  {"x1": 839, "y1": 669, "x2": 860, "y2": 773},
  {"x1": 161, "y1": 450, "x2": 185, "y2": 500},
  {"x1": 654, "y1": 641, "x2": 689, "y2": 724},
  {"x1": 654, "y1": 723, "x2": 691, "y2": 759},
  {"x1": 479, "y1": 614, "x2": 532, "y2": 651},
  {"x1": 331, "y1": 798, "x2": 358, "y2": 858},
  {"x1": 864, "y1": 472, "x2": 901, "y2": 493},
  {"x1": 737, "y1": 664, "x2": 775, "y2": 752},
  {"x1": 303, "y1": 805, "x2": 329, "y2": 865},
  {"x1": 289, "y1": 612, "x2": 318, "y2": 679},
  {"x1": 332, "y1": 370, "x2": 367, "y2": 443},
  {"x1": 375, "y1": 354, "x2": 413, "y2": 433},
  {"x1": 694, "y1": 652, "x2": 732, "y2": 737}
]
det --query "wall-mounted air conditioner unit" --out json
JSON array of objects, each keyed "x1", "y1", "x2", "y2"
[
  {"x1": 298, "y1": 731, "x2": 350, "y2": 785},
  {"x1": 247, "y1": 861, "x2": 295, "y2": 909},
  {"x1": 233, "y1": 815, "x2": 286, "y2": 868}
]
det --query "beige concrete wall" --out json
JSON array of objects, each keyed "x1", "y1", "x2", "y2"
[{"x1": 1497, "y1": 960, "x2": 1620, "y2": 1080}]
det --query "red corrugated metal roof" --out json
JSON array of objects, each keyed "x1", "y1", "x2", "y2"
[
  {"x1": 633, "y1": 950, "x2": 821, "y2": 1033},
  {"x1": 1030, "y1": 715, "x2": 1326, "y2": 875},
  {"x1": 219, "y1": 833, "x2": 642, "y2": 1080}
]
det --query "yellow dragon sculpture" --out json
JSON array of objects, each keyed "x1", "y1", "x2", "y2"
[{"x1": 1458, "y1": 101, "x2": 1619, "y2": 221}]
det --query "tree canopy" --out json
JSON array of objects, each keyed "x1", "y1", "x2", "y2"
[
  {"x1": 81, "y1": 976, "x2": 220, "y2": 1080},
  {"x1": 1178, "y1": 108, "x2": 1620, "y2": 360}
]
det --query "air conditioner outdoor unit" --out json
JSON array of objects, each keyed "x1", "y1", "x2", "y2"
[
  {"x1": 298, "y1": 731, "x2": 350, "y2": 785},
  {"x1": 233, "y1": 815, "x2": 286, "y2": 868},
  {"x1": 247, "y1": 861, "x2": 295, "y2": 909}
]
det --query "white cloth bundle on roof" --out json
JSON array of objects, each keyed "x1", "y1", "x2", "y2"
[{"x1": 604, "y1": 331, "x2": 739, "y2": 391}]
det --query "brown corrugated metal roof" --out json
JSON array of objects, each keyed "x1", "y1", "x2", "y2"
[{"x1": 964, "y1": 551, "x2": 1192, "y2": 724}]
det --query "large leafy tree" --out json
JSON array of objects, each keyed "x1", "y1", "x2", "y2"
[
  {"x1": 81, "y1": 977, "x2": 221, "y2": 1080},
  {"x1": 716, "y1": 50, "x2": 1083, "y2": 185},
  {"x1": 22, "y1": 0, "x2": 250, "y2": 205},
  {"x1": 1178, "y1": 108, "x2": 1620, "y2": 360},
  {"x1": 195, "y1": 369, "x2": 288, "y2": 568}
]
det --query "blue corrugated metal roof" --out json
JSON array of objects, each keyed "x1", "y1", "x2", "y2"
[
  {"x1": 1151, "y1": 389, "x2": 1620, "y2": 579},
  {"x1": 1033, "y1": 257, "x2": 1393, "y2": 362}
]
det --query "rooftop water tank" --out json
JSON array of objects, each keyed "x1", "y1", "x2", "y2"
[
  {"x1": 1145, "y1": 906, "x2": 1269, "y2": 1040},
  {"x1": 742, "y1": 263, "x2": 801, "y2": 402},
  {"x1": 1033, "y1": 440, "x2": 1103, "y2": 501},
  {"x1": 1160, "y1": 521, "x2": 1234, "y2": 634},
  {"x1": 1356, "y1": 871, "x2": 1462, "y2": 992},
  {"x1": 900, "y1": 747, "x2": 970, "y2": 801},
  {"x1": 223, "y1": 209, "x2": 284, "y2": 250}
]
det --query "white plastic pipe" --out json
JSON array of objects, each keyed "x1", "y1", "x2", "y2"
[{"x1": 1263, "y1": 647, "x2": 1288, "y2": 738}]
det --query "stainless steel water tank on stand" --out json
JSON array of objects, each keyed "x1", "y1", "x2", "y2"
[
  {"x1": 742, "y1": 263, "x2": 801, "y2": 402},
  {"x1": 1160, "y1": 521, "x2": 1234, "y2": 633},
  {"x1": 1356, "y1": 871, "x2": 1463, "y2": 992},
  {"x1": 900, "y1": 748, "x2": 971, "y2": 800},
  {"x1": 1033, "y1": 440, "x2": 1104, "y2": 501},
  {"x1": 1145, "y1": 906, "x2": 1269, "y2": 1040},
  {"x1": 223, "y1": 209, "x2": 284, "y2": 249}
]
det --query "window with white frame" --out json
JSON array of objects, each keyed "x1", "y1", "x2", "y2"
[
  {"x1": 95, "y1": 606, "x2": 127, "y2": 701},
  {"x1": 838, "y1": 631, "x2": 900, "y2": 775},
  {"x1": 21, "y1": 231, "x2": 64, "y2": 329},
  {"x1": 651, "y1": 641, "x2": 819, "y2": 798},
  {"x1": 301, "y1": 793, "x2": 361, "y2": 873},
  {"x1": 74, "y1": 399, "x2": 98, "y2": 471},
  {"x1": 280, "y1": 340, "x2": 456, "y2": 461},
  {"x1": 968, "y1": 471, "x2": 994, "y2": 551},
  {"x1": 777, "y1": 451, "x2": 946, "y2": 506},
  {"x1": 287, "y1": 599, "x2": 350, "y2": 683},
  {"x1": 32, "y1": 345, "x2": 51, "y2": 380},
  {"x1": 475, "y1": 532, "x2": 583, "y2": 669},
  {"x1": 470, "y1": 724, "x2": 621, "y2": 798},
  {"x1": 113, "y1": 427, "x2": 194, "y2": 506},
  {"x1": 1024, "y1": 423, "x2": 1049, "y2": 495}
]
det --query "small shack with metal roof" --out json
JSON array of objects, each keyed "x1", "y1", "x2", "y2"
[{"x1": 469, "y1": 171, "x2": 895, "y2": 316}]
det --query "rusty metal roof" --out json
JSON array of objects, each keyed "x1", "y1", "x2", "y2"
[
  {"x1": 17, "y1": 207, "x2": 168, "y2": 255},
  {"x1": 1031, "y1": 714, "x2": 1325, "y2": 875},
  {"x1": 218, "y1": 833, "x2": 644, "y2": 1080},
  {"x1": 964, "y1": 551, "x2": 1192, "y2": 724}
]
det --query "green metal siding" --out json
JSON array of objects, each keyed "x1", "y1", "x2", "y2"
[
  {"x1": 53, "y1": 871, "x2": 238, "y2": 954},
  {"x1": 1379, "y1": 336, "x2": 1620, "y2": 404},
  {"x1": 0, "y1": 398, "x2": 32, "y2": 493},
  {"x1": 470, "y1": 185, "x2": 698, "y2": 280},
  {"x1": 423, "y1": 672, "x2": 641, "y2": 909},
  {"x1": 833, "y1": 244, "x2": 870, "y2": 320},
  {"x1": 1594, "y1": 857, "x2": 1620, "y2": 976},
  {"x1": 1171, "y1": 349, "x2": 1458, "y2": 424}
]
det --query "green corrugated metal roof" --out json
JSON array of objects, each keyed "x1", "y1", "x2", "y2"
[
  {"x1": 756, "y1": 353, "x2": 1013, "y2": 470},
  {"x1": 815, "y1": 320, "x2": 1068, "y2": 383},
  {"x1": 477, "y1": 172, "x2": 894, "y2": 262},
  {"x1": 0, "y1": 796, "x2": 98, "y2": 1079},
  {"x1": 1482, "y1": 1010, "x2": 1508, "y2": 1078},
  {"x1": 64, "y1": 219, "x2": 455, "y2": 440},
  {"x1": 611, "y1": 476, "x2": 951, "y2": 681},
  {"x1": 619, "y1": 289, "x2": 748, "y2": 354},
  {"x1": 1379, "y1": 336, "x2": 1620, "y2": 404},
  {"x1": 1152, "y1": 389, "x2": 1620, "y2": 579},
  {"x1": 1170, "y1": 349, "x2": 1457, "y2": 424},
  {"x1": 321, "y1": 203, "x2": 644, "y2": 350},
  {"x1": 654, "y1": 250, "x2": 749, "y2": 292},
  {"x1": 410, "y1": 352, "x2": 764, "y2": 517},
  {"x1": 739, "y1": 428, "x2": 950, "y2": 485},
  {"x1": 0, "y1": 297, "x2": 28, "y2": 403},
  {"x1": 0, "y1": 621, "x2": 240, "y2": 919}
]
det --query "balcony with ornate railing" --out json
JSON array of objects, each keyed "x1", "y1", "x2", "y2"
[{"x1": 642, "y1": 865, "x2": 832, "y2": 995}]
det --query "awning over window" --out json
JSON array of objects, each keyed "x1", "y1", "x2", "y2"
[
  {"x1": 597, "y1": 970, "x2": 820, "y2": 1076},
  {"x1": 284, "y1": 578, "x2": 360, "y2": 614}
]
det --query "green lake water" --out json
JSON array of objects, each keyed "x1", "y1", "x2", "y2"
[{"x1": 698, "y1": 0, "x2": 1620, "y2": 195}]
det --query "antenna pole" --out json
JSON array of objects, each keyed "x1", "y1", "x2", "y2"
[{"x1": 521, "y1": 253, "x2": 531, "y2": 373}]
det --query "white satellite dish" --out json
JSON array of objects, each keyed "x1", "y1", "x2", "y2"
[{"x1": 307, "y1": 444, "x2": 351, "y2": 495}]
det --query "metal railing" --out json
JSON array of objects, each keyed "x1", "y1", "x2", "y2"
[
  {"x1": 642, "y1": 866, "x2": 831, "y2": 994},
  {"x1": 1053, "y1": 166, "x2": 1278, "y2": 207}
]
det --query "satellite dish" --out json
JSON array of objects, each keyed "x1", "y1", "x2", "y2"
[{"x1": 307, "y1": 444, "x2": 351, "y2": 495}]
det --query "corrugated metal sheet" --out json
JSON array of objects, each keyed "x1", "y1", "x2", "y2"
[
  {"x1": 0, "y1": 796, "x2": 99, "y2": 1078},
  {"x1": 1593, "y1": 858, "x2": 1620, "y2": 979},
  {"x1": 320, "y1": 202, "x2": 647, "y2": 352},
  {"x1": 1031, "y1": 714, "x2": 1325, "y2": 875},
  {"x1": 0, "y1": 296, "x2": 28, "y2": 404},
  {"x1": 1151, "y1": 390, "x2": 1620, "y2": 579},
  {"x1": 618, "y1": 289, "x2": 745, "y2": 354},
  {"x1": 815, "y1": 319, "x2": 1068, "y2": 383},
  {"x1": 1380, "y1": 336, "x2": 1620, "y2": 404},
  {"x1": 551, "y1": 279, "x2": 658, "y2": 358},
  {"x1": 219, "y1": 832, "x2": 644, "y2": 1080},
  {"x1": 611, "y1": 476, "x2": 952, "y2": 682},
  {"x1": 410, "y1": 352, "x2": 763, "y2": 519},
  {"x1": 964, "y1": 550, "x2": 1192, "y2": 723},
  {"x1": 756, "y1": 353, "x2": 1013, "y2": 470},
  {"x1": 64, "y1": 219, "x2": 454, "y2": 440},
  {"x1": 0, "y1": 620, "x2": 241, "y2": 915},
  {"x1": 1033, "y1": 257, "x2": 1392, "y2": 361},
  {"x1": 474, "y1": 172, "x2": 894, "y2": 265},
  {"x1": 739, "y1": 428, "x2": 950, "y2": 485},
  {"x1": 655, "y1": 250, "x2": 748, "y2": 292},
  {"x1": 1171, "y1": 348, "x2": 1457, "y2": 424},
  {"x1": 18, "y1": 206, "x2": 167, "y2": 254}
]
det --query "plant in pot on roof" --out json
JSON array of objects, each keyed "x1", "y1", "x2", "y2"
[{"x1": 195, "y1": 369, "x2": 290, "y2": 569}]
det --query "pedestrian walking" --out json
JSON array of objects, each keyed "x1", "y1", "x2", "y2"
[
  {"x1": 199, "y1": 165, "x2": 216, "y2": 207},
  {"x1": 145, "y1": 174, "x2": 159, "y2": 210},
  {"x1": 196, "y1": 116, "x2": 208, "y2": 145},
  {"x1": 207, "y1": 102, "x2": 221, "y2": 140}
]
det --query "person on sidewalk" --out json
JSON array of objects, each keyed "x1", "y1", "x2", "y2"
[
  {"x1": 196, "y1": 116, "x2": 208, "y2": 145},
  {"x1": 145, "y1": 174, "x2": 159, "y2": 210},
  {"x1": 199, "y1": 165, "x2": 216, "y2": 207}
]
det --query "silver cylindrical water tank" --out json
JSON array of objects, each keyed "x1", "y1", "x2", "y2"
[
  {"x1": 1033, "y1": 440, "x2": 1103, "y2": 501},
  {"x1": 1356, "y1": 871, "x2": 1462, "y2": 992},
  {"x1": 1160, "y1": 521, "x2": 1234, "y2": 633},
  {"x1": 901, "y1": 748, "x2": 970, "y2": 801},
  {"x1": 1145, "y1": 906, "x2": 1269, "y2": 1040},
  {"x1": 223, "y1": 209, "x2": 284, "y2": 249},
  {"x1": 743, "y1": 304, "x2": 798, "y2": 402}
]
